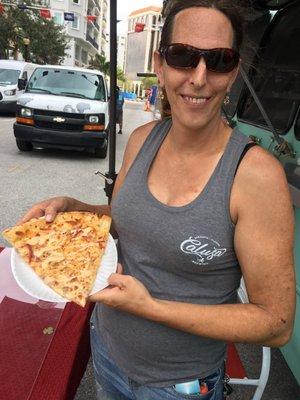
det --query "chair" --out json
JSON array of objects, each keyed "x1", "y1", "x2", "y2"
[{"x1": 225, "y1": 278, "x2": 271, "y2": 400}]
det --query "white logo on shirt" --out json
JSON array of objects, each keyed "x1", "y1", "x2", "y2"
[{"x1": 180, "y1": 236, "x2": 227, "y2": 265}]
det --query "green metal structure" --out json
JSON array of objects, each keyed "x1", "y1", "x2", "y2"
[{"x1": 227, "y1": 0, "x2": 300, "y2": 384}]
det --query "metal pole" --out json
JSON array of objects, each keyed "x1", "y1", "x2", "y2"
[{"x1": 105, "y1": 0, "x2": 118, "y2": 203}]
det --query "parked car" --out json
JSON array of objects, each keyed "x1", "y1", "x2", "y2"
[
  {"x1": 13, "y1": 65, "x2": 109, "y2": 158},
  {"x1": 0, "y1": 60, "x2": 38, "y2": 113}
]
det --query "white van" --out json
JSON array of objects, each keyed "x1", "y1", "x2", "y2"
[
  {"x1": 0, "y1": 60, "x2": 37, "y2": 112},
  {"x1": 14, "y1": 65, "x2": 109, "y2": 158}
]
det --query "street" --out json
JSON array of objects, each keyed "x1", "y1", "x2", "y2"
[
  {"x1": 0, "y1": 101, "x2": 153, "y2": 242},
  {"x1": 0, "y1": 102, "x2": 299, "y2": 399}
]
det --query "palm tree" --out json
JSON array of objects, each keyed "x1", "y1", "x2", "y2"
[{"x1": 89, "y1": 54, "x2": 110, "y2": 75}]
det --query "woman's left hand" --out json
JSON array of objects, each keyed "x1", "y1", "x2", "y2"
[{"x1": 89, "y1": 263, "x2": 154, "y2": 316}]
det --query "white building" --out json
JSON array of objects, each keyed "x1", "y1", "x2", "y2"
[
  {"x1": 117, "y1": 35, "x2": 126, "y2": 71},
  {"x1": 50, "y1": 0, "x2": 108, "y2": 67},
  {"x1": 125, "y1": 6, "x2": 162, "y2": 96}
]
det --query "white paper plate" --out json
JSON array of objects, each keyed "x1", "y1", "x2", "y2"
[{"x1": 11, "y1": 234, "x2": 118, "y2": 303}]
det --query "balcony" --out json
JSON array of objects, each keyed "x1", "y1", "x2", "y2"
[
  {"x1": 86, "y1": 33, "x2": 99, "y2": 50},
  {"x1": 94, "y1": 20, "x2": 100, "y2": 31},
  {"x1": 94, "y1": 0, "x2": 100, "y2": 10}
]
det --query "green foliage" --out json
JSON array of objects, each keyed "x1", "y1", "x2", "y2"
[
  {"x1": 117, "y1": 67, "x2": 126, "y2": 83},
  {"x1": 141, "y1": 76, "x2": 158, "y2": 90},
  {"x1": 0, "y1": 1, "x2": 69, "y2": 63},
  {"x1": 89, "y1": 54, "x2": 110, "y2": 75}
]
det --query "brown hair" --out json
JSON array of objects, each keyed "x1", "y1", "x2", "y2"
[
  {"x1": 161, "y1": 0, "x2": 245, "y2": 51},
  {"x1": 159, "y1": 0, "x2": 246, "y2": 118}
]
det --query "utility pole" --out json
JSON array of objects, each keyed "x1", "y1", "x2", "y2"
[{"x1": 105, "y1": 0, "x2": 118, "y2": 203}]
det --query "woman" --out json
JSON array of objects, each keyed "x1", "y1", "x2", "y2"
[{"x1": 20, "y1": 1, "x2": 295, "y2": 399}]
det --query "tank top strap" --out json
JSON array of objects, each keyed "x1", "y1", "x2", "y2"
[
  {"x1": 219, "y1": 127, "x2": 252, "y2": 181},
  {"x1": 213, "y1": 127, "x2": 252, "y2": 216},
  {"x1": 127, "y1": 117, "x2": 172, "y2": 177},
  {"x1": 141, "y1": 117, "x2": 172, "y2": 160}
]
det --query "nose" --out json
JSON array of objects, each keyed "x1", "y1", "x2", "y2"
[{"x1": 189, "y1": 57, "x2": 207, "y2": 88}]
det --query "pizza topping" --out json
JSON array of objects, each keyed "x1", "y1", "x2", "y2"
[{"x1": 2, "y1": 212, "x2": 111, "y2": 307}]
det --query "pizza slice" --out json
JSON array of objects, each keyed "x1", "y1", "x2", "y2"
[{"x1": 2, "y1": 211, "x2": 111, "y2": 307}]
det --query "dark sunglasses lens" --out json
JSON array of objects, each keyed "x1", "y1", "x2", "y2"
[
  {"x1": 165, "y1": 45, "x2": 196, "y2": 68},
  {"x1": 205, "y1": 49, "x2": 238, "y2": 72}
]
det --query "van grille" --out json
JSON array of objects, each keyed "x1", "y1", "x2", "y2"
[{"x1": 34, "y1": 121, "x2": 83, "y2": 131}]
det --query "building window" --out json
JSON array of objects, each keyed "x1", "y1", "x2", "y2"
[
  {"x1": 75, "y1": 44, "x2": 81, "y2": 60},
  {"x1": 152, "y1": 15, "x2": 157, "y2": 27},
  {"x1": 73, "y1": 0, "x2": 80, "y2": 4},
  {"x1": 81, "y1": 49, "x2": 88, "y2": 64},
  {"x1": 53, "y1": 11, "x2": 64, "y2": 25},
  {"x1": 71, "y1": 15, "x2": 80, "y2": 29}
]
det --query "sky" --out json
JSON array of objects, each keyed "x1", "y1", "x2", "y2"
[{"x1": 117, "y1": 0, "x2": 163, "y2": 34}]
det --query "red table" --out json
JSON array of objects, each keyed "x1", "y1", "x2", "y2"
[
  {"x1": 0, "y1": 247, "x2": 94, "y2": 400},
  {"x1": 0, "y1": 245, "x2": 246, "y2": 400}
]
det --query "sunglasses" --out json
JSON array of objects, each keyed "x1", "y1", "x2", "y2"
[{"x1": 159, "y1": 43, "x2": 240, "y2": 73}]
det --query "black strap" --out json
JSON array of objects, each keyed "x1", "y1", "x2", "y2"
[{"x1": 234, "y1": 142, "x2": 257, "y2": 176}]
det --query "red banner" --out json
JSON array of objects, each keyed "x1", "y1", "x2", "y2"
[
  {"x1": 0, "y1": 4, "x2": 4, "y2": 14},
  {"x1": 135, "y1": 23, "x2": 145, "y2": 33},
  {"x1": 40, "y1": 8, "x2": 51, "y2": 18},
  {"x1": 87, "y1": 15, "x2": 97, "y2": 22}
]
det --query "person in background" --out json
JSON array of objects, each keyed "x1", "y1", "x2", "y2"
[
  {"x1": 144, "y1": 88, "x2": 152, "y2": 112},
  {"x1": 116, "y1": 86, "x2": 125, "y2": 134},
  {"x1": 19, "y1": 1, "x2": 295, "y2": 399}
]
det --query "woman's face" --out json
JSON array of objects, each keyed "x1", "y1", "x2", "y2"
[{"x1": 155, "y1": 7, "x2": 239, "y2": 131}]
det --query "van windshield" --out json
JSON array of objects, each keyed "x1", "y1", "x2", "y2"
[
  {"x1": 26, "y1": 68, "x2": 106, "y2": 101},
  {"x1": 0, "y1": 69, "x2": 21, "y2": 85}
]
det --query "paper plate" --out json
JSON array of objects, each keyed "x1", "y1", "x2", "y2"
[{"x1": 11, "y1": 234, "x2": 118, "y2": 303}]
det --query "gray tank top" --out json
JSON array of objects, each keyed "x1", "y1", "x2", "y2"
[{"x1": 93, "y1": 118, "x2": 250, "y2": 387}]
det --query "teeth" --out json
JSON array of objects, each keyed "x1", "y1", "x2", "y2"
[{"x1": 183, "y1": 96, "x2": 208, "y2": 104}]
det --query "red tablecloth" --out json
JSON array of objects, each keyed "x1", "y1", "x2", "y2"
[
  {"x1": 0, "y1": 247, "x2": 94, "y2": 400},
  {"x1": 0, "y1": 245, "x2": 246, "y2": 400}
]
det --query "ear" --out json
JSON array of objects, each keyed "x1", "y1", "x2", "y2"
[{"x1": 154, "y1": 51, "x2": 165, "y2": 87}]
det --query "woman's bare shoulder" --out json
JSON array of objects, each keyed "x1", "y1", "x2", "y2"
[
  {"x1": 122, "y1": 120, "x2": 159, "y2": 173},
  {"x1": 236, "y1": 144, "x2": 287, "y2": 185},
  {"x1": 232, "y1": 144, "x2": 291, "y2": 217}
]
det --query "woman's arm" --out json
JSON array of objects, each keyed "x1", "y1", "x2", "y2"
[{"x1": 90, "y1": 147, "x2": 296, "y2": 347}]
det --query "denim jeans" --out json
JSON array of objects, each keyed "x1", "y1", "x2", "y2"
[{"x1": 90, "y1": 319, "x2": 224, "y2": 400}]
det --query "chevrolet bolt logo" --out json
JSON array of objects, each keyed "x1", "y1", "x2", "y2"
[{"x1": 53, "y1": 117, "x2": 65, "y2": 123}]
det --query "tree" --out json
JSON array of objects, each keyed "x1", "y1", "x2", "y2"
[
  {"x1": 117, "y1": 67, "x2": 126, "y2": 83},
  {"x1": 89, "y1": 54, "x2": 110, "y2": 75},
  {"x1": 0, "y1": 1, "x2": 69, "y2": 63},
  {"x1": 141, "y1": 76, "x2": 158, "y2": 90}
]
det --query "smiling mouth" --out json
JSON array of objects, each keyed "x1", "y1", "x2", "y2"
[{"x1": 181, "y1": 95, "x2": 211, "y2": 105}]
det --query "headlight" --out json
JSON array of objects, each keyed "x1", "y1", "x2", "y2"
[
  {"x1": 20, "y1": 107, "x2": 33, "y2": 117},
  {"x1": 4, "y1": 89, "x2": 17, "y2": 96},
  {"x1": 89, "y1": 115, "x2": 99, "y2": 123}
]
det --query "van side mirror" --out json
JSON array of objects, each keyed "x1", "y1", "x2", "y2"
[{"x1": 18, "y1": 78, "x2": 27, "y2": 90}]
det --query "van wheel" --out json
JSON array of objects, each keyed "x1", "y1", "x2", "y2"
[
  {"x1": 94, "y1": 143, "x2": 107, "y2": 159},
  {"x1": 16, "y1": 139, "x2": 33, "y2": 151}
]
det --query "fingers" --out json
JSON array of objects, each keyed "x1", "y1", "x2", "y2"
[
  {"x1": 17, "y1": 197, "x2": 70, "y2": 225},
  {"x1": 89, "y1": 286, "x2": 120, "y2": 303},
  {"x1": 44, "y1": 205, "x2": 59, "y2": 222},
  {"x1": 116, "y1": 263, "x2": 123, "y2": 274},
  {"x1": 108, "y1": 273, "x2": 129, "y2": 288},
  {"x1": 17, "y1": 205, "x2": 46, "y2": 224}
]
